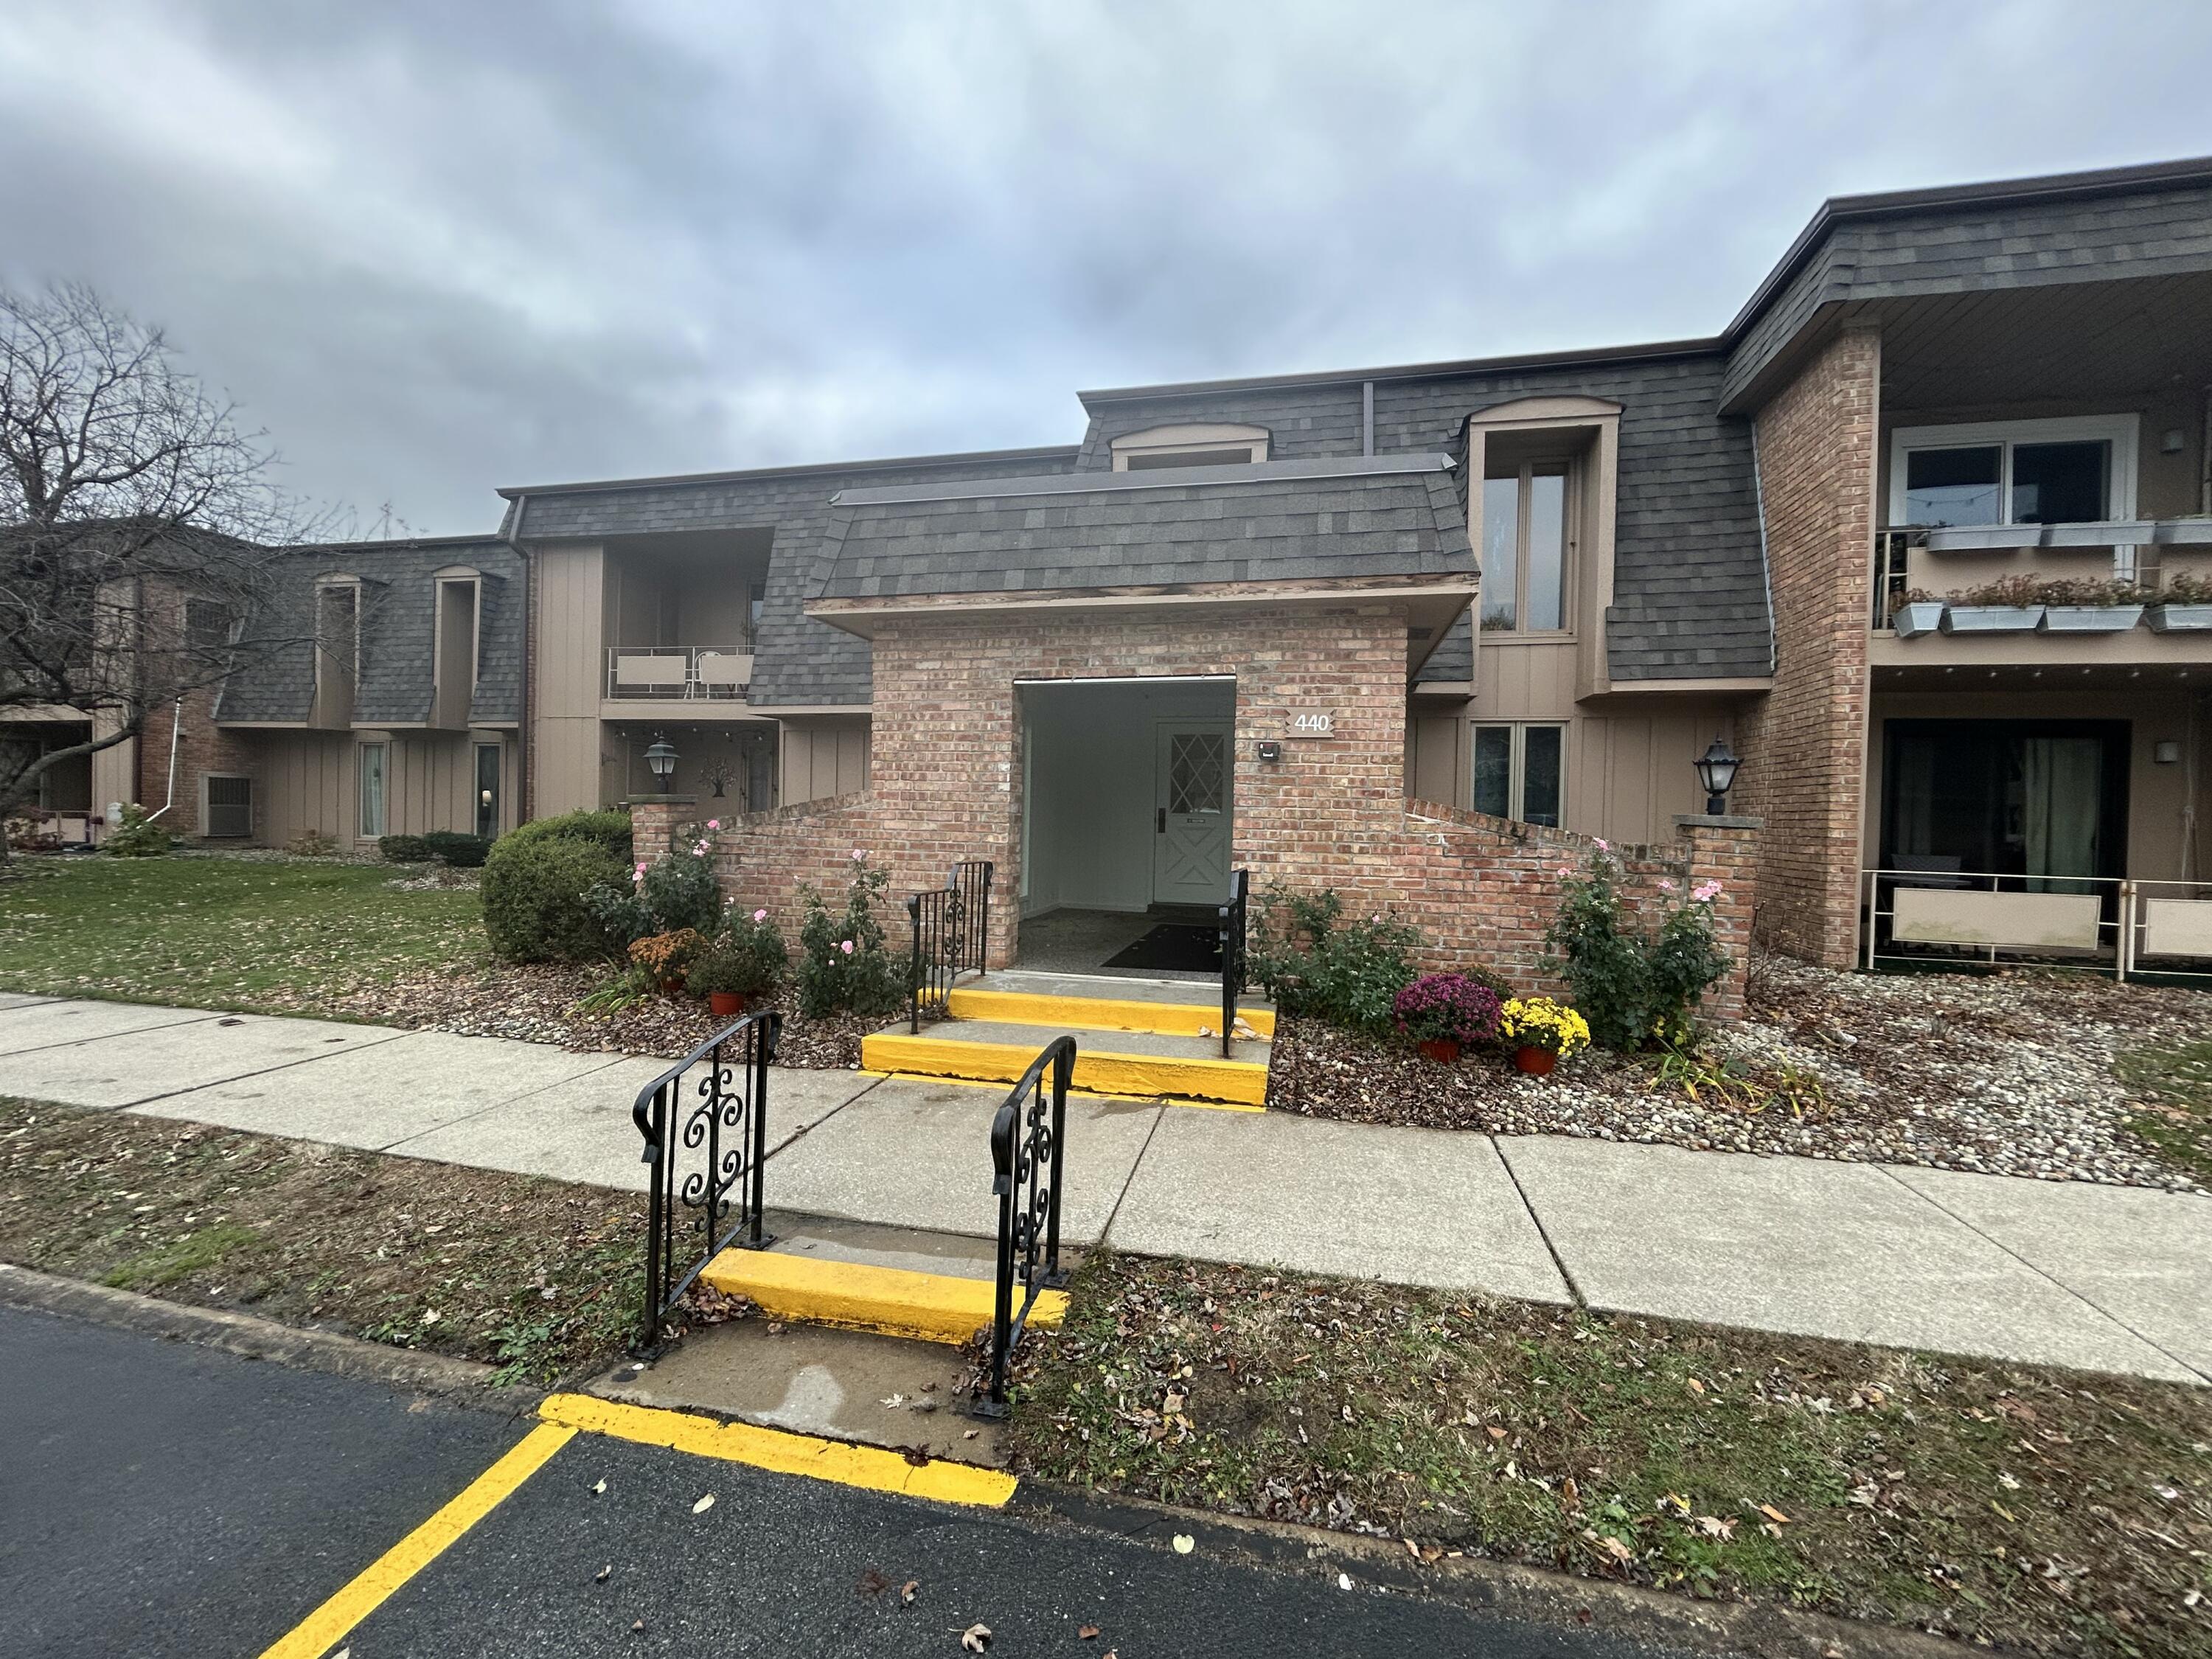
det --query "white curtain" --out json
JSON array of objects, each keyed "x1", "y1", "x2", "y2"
[{"x1": 2023, "y1": 737, "x2": 2102, "y2": 893}]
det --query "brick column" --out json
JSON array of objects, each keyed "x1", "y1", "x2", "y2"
[
  {"x1": 1674, "y1": 813, "x2": 1763, "y2": 1020},
  {"x1": 625, "y1": 795, "x2": 695, "y2": 863}
]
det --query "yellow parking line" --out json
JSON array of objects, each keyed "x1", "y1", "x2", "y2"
[
  {"x1": 257, "y1": 1421, "x2": 575, "y2": 1659},
  {"x1": 540, "y1": 1392, "x2": 1017, "y2": 1509}
]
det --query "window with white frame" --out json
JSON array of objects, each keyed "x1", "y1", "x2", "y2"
[
  {"x1": 358, "y1": 742, "x2": 388, "y2": 838},
  {"x1": 1471, "y1": 723, "x2": 1565, "y2": 827},
  {"x1": 1889, "y1": 416, "x2": 2138, "y2": 529}
]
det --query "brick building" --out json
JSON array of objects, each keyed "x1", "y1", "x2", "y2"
[{"x1": 86, "y1": 155, "x2": 2212, "y2": 995}]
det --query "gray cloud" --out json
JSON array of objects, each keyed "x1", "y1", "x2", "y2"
[{"x1": 1, "y1": 0, "x2": 2207, "y2": 532}]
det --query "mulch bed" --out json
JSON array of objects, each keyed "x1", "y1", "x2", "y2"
[
  {"x1": 1266, "y1": 959, "x2": 2208, "y2": 1191},
  {"x1": 324, "y1": 964, "x2": 878, "y2": 1070},
  {"x1": 1009, "y1": 1251, "x2": 2212, "y2": 1659}
]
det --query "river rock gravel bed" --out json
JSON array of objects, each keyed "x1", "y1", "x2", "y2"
[{"x1": 1267, "y1": 959, "x2": 2206, "y2": 1191}]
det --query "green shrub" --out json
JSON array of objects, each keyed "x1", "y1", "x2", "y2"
[
  {"x1": 689, "y1": 907, "x2": 789, "y2": 998},
  {"x1": 500, "y1": 809, "x2": 633, "y2": 860},
  {"x1": 797, "y1": 857, "x2": 906, "y2": 1018},
  {"x1": 422, "y1": 830, "x2": 491, "y2": 869},
  {"x1": 378, "y1": 834, "x2": 434, "y2": 863},
  {"x1": 1545, "y1": 844, "x2": 1730, "y2": 1051},
  {"x1": 102, "y1": 804, "x2": 172, "y2": 858},
  {"x1": 481, "y1": 832, "x2": 630, "y2": 963},
  {"x1": 581, "y1": 827, "x2": 720, "y2": 947},
  {"x1": 1248, "y1": 886, "x2": 1422, "y2": 1037}
]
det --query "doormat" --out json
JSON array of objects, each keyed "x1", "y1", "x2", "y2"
[{"x1": 1102, "y1": 923, "x2": 1222, "y2": 973}]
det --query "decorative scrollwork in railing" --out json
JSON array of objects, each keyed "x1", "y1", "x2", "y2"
[
  {"x1": 908, "y1": 860, "x2": 993, "y2": 1032},
  {"x1": 975, "y1": 1034, "x2": 1074, "y2": 1419},
  {"x1": 632, "y1": 1007, "x2": 779, "y2": 1351}
]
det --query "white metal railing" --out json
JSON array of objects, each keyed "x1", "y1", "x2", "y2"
[
  {"x1": 604, "y1": 646, "x2": 752, "y2": 700},
  {"x1": 1860, "y1": 867, "x2": 2212, "y2": 984}
]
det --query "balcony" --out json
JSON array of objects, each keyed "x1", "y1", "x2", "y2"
[
  {"x1": 1870, "y1": 526, "x2": 2212, "y2": 669},
  {"x1": 605, "y1": 646, "x2": 753, "y2": 702}
]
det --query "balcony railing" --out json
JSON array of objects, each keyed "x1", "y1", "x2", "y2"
[
  {"x1": 605, "y1": 646, "x2": 752, "y2": 700},
  {"x1": 1860, "y1": 867, "x2": 2212, "y2": 984}
]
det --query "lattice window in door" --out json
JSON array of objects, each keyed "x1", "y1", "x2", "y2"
[{"x1": 1168, "y1": 732, "x2": 1226, "y2": 815}]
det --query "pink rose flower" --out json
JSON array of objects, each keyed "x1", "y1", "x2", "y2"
[
  {"x1": 753, "y1": 908, "x2": 768, "y2": 923},
  {"x1": 1658, "y1": 879, "x2": 1675, "y2": 892},
  {"x1": 706, "y1": 818, "x2": 720, "y2": 831},
  {"x1": 839, "y1": 939, "x2": 854, "y2": 955},
  {"x1": 1594, "y1": 838, "x2": 1610, "y2": 852},
  {"x1": 851, "y1": 849, "x2": 864, "y2": 862}
]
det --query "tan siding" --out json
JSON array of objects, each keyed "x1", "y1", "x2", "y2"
[
  {"x1": 779, "y1": 717, "x2": 871, "y2": 804},
  {"x1": 532, "y1": 544, "x2": 605, "y2": 816}
]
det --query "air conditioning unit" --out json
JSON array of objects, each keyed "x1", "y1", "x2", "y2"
[{"x1": 204, "y1": 775, "x2": 253, "y2": 838}]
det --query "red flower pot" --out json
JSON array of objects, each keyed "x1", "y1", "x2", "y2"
[
  {"x1": 707, "y1": 990, "x2": 748, "y2": 1019},
  {"x1": 1513, "y1": 1045, "x2": 1557, "y2": 1077},
  {"x1": 1416, "y1": 1037, "x2": 1461, "y2": 1065}
]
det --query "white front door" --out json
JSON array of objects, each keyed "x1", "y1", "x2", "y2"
[{"x1": 1152, "y1": 724, "x2": 1231, "y2": 904}]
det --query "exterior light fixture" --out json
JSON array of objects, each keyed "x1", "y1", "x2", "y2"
[
  {"x1": 644, "y1": 733, "x2": 679, "y2": 791},
  {"x1": 1693, "y1": 737, "x2": 1740, "y2": 815}
]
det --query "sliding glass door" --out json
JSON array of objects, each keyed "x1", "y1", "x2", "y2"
[{"x1": 1881, "y1": 720, "x2": 2128, "y2": 889}]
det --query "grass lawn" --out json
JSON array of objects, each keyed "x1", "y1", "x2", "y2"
[
  {"x1": 1009, "y1": 1253, "x2": 2212, "y2": 1659},
  {"x1": 2119, "y1": 1039, "x2": 2212, "y2": 1188},
  {"x1": 0, "y1": 855, "x2": 484, "y2": 1012},
  {"x1": 0, "y1": 1096, "x2": 641, "y2": 1385}
]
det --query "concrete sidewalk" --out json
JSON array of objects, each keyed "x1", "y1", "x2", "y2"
[{"x1": 1, "y1": 992, "x2": 2205, "y2": 1385}]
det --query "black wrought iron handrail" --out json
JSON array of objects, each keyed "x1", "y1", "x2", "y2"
[
  {"x1": 975, "y1": 1034, "x2": 1074, "y2": 1419},
  {"x1": 908, "y1": 859, "x2": 994, "y2": 1032},
  {"x1": 632, "y1": 1006, "x2": 779, "y2": 1352},
  {"x1": 1217, "y1": 866, "x2": 1250, "y2": 1059}
]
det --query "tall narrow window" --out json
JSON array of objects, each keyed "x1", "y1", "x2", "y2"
[
  {"x1": 1479, "y1": 463, "x2": 1571, "y2": 632},
  {"x1": 358, "y1": 743, "x2": 388, "y2": 838},
  {"x1": 748, "y1": 582, "x2": 767, "y2": 648},
  {"x1": 474, "y1": 742, "x2": 501, "y2": 840},
  {"x1": 1470, "y1": 723, "x2": 1566, "y2": 827}
]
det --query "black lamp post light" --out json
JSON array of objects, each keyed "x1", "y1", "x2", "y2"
[
  {"x1": 1694, "y1": 737, "x2": 1740, "y2": 815},
  {"x1": 644, "y1": 732, "x2": 679, "y2": 793}
]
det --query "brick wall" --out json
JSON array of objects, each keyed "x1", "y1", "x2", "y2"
[
  {"x1": 131, "y1": 582, "x2": 257, "y2": 838},
  {"x1": 630, "y1": 601, "x2": 1761, "y2": 1021},
  {"x1": 1735, "y1": 325, "x2": 1878, "y2": 967}
]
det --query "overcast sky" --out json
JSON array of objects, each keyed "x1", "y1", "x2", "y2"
[{"x1": 2, "y1": 1, "x2": 2208, "y2": 535}]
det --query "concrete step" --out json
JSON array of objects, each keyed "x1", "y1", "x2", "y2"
[
  {"x1": 947, "y1": 982, "x2": 1275, "y2": 1040},
  {"x1": 700, "y1": 1246, "x2": 1068, "y2": 1346},
  {"x1": 861, "y1": 1019, "x2": 1270, "y2": 1106}
]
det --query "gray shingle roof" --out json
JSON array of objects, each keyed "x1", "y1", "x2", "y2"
[
  {"x1": 1081, "y1": 356, "x2": 1772, "y2": 683},
  {"x1": 216, "y1": 538, "x2": 523, "y2": 726},
  {"x1": 503, "y1": 448, "x2": 1081, "y2": 706},
  {"x1": 1722, "y1": 167, "x2": 2212, "y2": 408},
  {"x1": 811, "y1": 456, "x2": 1471, "y2": 602}
]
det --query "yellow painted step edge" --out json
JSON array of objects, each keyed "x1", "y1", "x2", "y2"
[
  {"x1": 540, "y1": 1393, "x2": 1016, "y2": 1509},
  {"x1": 699, "y1": 1248, "x2": 1068, "y2": 1346},
  {"x1": 946, "y1": 985, "x2": 1276, "y2": 1039},
  {"x1": 861, "y1": 1033, "x2": 1270, "y2": 1106}
]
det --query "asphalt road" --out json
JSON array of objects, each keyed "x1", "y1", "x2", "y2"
[{"x1": 1, "y1": 1304, "x2": 1698, "y2": 1659}]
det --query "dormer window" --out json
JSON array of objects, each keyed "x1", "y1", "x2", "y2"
[
  {"x1": 1480, "y1": 459, "x2": 1571, "y2": 633},
  {"x1": 1110, "y1": 423, "x2": 1270, "y2": 471},
  {"x1": 433, "y1": 568, "x2": 483, "y2": 728}
]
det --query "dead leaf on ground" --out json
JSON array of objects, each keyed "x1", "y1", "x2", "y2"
[
  {"x1": 856, "y1": 1568, "x2": 888, "y2": 1598},
  {"x1": 1755, "y1": 1503, "x2": 1790, "y2": 1526},
  {"x1": 1079, "y1": 1624, "x2": 1101, "y2": 1639},
  {"x1": 961, "y1": 1621, "x2": 992, "y2": 1652},
  {"x1": 594, "y1": 1564, "x2": 611, "y2": 1583},
  {"x1": 1171, "y1": 1533, "x2": 1194, "y2": 1554},
  {"x1": 902, "y1": 1580, "x2": 919, "y2": 1607},
  {"x1": 692, "y1": 1492, "x2": 716, "y2": 1514}
]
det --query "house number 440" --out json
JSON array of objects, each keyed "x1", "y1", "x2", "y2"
[{"x1": 1288, "y1": 712, "x2": 1335, "y2": 737}]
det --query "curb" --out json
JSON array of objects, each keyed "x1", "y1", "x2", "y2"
[
  {"x1": 1011, "y1": 1478, "x2": 1961, "y2": 1659},
  {"x1": 0, "y1": 1262, "x2": 529, "y2": 1413}
]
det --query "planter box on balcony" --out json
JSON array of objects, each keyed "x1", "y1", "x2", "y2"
[
  {"x1": 1891, "y1": 602, "x2": 1946, "y2": 639},
  {"x1": 2039, "y1": 605, "x2": 2144, "y2": 633},
  {"x1": 1924, "y1": 524, "x2": 2046, "y2": 553},
  {"x1": 2148, "y1": 604, "x2": 2212, "y2": 633},
  {"x1": 1942, "y1": 605, "x2": 2045, "y2": 633},
  {"x1": 2045, "y1": 520, "x2": 2154, "y2": 549}
]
